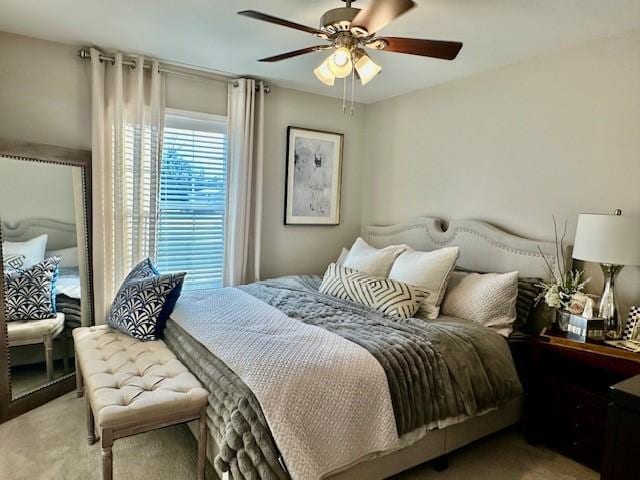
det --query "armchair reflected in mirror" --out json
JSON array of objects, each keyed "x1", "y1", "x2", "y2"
[{"x1": 0, "y1": 139, "x2": 93, "y2": 422}]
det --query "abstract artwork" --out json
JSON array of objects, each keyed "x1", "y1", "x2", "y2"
[{"x1": 285, "y1": 127, "x2": 343, "y2": 225}]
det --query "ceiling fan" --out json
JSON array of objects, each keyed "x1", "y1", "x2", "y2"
[{"x1": 238, "y1": 0, "x2": 463, "y2": 87}]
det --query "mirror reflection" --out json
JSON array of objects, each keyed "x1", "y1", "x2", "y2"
[{"x1": 1, "y1": 156, "x2": 90, "y2": 399}]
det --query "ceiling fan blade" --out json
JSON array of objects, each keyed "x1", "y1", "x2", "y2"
[
  {"x1": 350, "y1": 0, "x2": 416, "y2": 35},
  {"x1": 374, "y1": 37, "x2": 463, "y2": 60},
  {"x1": 259, "y1": 46, "x2": 328, "y2": 62},
  {"x1": 238, "y1": 10, "x2": 325, "y2": 36}
]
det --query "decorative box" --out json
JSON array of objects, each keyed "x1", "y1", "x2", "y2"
[
  {"x1": 567, "y1": 314, "x2": 606, "y2": 342},
  {"x1": 622, "y1": 306, "x2": 640, "y2": 341}
]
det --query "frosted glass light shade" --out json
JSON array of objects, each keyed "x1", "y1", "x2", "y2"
[
  {"x1": 314, "y1": 59, "x2": 335, "y2": 86},
  {"x1": 572, "y1": 213, "x2": 640, "y2": 266},
  {"x1": 355, "y1": 53, "x2": 382, "y2": 85},
  {"x1": 327, "y1": 47, "x2": 353, "y2": 78}
]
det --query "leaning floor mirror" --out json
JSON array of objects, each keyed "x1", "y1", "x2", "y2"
[{"x1": 0, "y1": 139, "x2": 93, "y2": 422}]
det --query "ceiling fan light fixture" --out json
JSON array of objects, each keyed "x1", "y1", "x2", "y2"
[
  {"x1": 354, "y1": 52, "x2": 382, "y2": 85},
  {"x1": 327, "y1": 47, "x2": 353, "y2": 78},
  {"x1": 314, "y1": 58, "x2": 336, "y2": 86}
]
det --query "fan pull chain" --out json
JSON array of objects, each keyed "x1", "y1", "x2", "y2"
[
  {"x1": 342, "y1": 77, "x2": 347, "y2": 114},
  {"x1": 350, "y1": 70, "x2": 355, "y2": 116}
]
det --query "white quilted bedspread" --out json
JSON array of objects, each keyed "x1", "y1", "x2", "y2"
[{"x1": 172, "y1": 288, "x2": 398, "y2": 480}]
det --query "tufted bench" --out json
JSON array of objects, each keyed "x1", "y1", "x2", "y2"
[
  {"x1": 73, "y1": 325, "x2": 209, "y2": 480},
  {"x1": 7, "y1": 313, "x2": 66, "y2": 381}
]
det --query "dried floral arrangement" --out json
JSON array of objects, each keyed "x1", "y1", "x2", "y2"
[{"x1": 536, "y1": 218, "x2": 592, "y2": 316}]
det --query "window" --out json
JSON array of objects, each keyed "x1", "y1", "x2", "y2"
[{"x1": 156, "y1": 109, "x2": 227, "y2": 291}]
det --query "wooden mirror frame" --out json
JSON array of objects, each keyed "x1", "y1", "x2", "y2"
[{"x1": 0, "y1": 139, "x2": 93, "y2": 423}]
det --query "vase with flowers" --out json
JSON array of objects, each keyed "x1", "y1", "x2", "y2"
[{"x1": 536, "y1": 218, "x2": 591, "y2": 332}]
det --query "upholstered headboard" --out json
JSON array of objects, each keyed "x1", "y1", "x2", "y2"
[
  {"x1": 1, "y1": 218, "x2": 77, "y2": 251},
  {"x1": 363, "y1": 217, "x2": 568, "y2": 281}
]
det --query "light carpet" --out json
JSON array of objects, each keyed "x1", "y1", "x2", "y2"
[{"x1": 0, "y1": 392, "x2": 597, "y2": 480}]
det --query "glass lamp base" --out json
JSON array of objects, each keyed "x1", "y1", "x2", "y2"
[{"x1": 598, "y1": 264, "x2": 624, "y2": 339}]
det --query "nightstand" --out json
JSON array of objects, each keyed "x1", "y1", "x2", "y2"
[
  {"x1": 526, "y1": 329, "x2": 640, "y2": 472},
  {"x1": 602, "y1": 375, "x2": 640, "y2": 480}
]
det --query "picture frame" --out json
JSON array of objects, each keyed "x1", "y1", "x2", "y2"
[
  {"x1": 622, "y1": 306, "x2": 640, "y2": 341},
  {"x1": 284, "y1": 126, "x2": 343, "y2": 225}
]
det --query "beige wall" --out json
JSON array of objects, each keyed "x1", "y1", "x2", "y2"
[
  {"x1": 363, "y1": 29, "x2": 640, "y2": 315},
  {"x1": 261, "y1": 87, "x2": 364, "y2": 279},
  {"x1": 0, "y1": 31, "x2": 228, "y2": 149},
  {"x1": 0, "y1": 32, "x2": 91, "y2": 149},
  {"x1": 0, "y1": 31, "x2": 362, "y2": 278}
]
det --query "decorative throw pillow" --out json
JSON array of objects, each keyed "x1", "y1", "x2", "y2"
[
  {"x1": 319, "y1": 263, "x2": 429, "y2": 319},
  {"x1": 3, "y1": 256, "x2": 60, "y2": 321},
  {"x1": 3, "y1": 254, "x2": 25, "y2": 273},
  {"x1": 121, "y1": 258, "x2": 184, "y2": 331},
  {"x1": 455, "y1": 267, "x2": 541, "y2": 332},
  {"x1": 3, "y1": 234, "x2": 48, "y2": 269},
  {"x1": 389, "y1": 246, "x2": 460, "y2": 319},
  {"x1": 107, "y1": 258, "x2": 186, "y2": 340},
  {"x1": 123, "y1": 258, "x2": 160, "y2": 283},
  {"x1": 336, "y1": 247, "x2": 349, "y2": 265},
  {"x1": 342, "y1": 237, "x2": 406, "y2": 277},
  {"x1": 441, "y1": 271, "x2": 519, "y2": 337},
  {"x1": 45, "y1": 246, "x2": 79, "y2": 268}
]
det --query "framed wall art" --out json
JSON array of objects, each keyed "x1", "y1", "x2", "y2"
[{"x1": 284, "y1": 126, "x2": 343, "y2": 225}]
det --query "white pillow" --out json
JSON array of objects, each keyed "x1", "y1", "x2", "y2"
[
  {"x1": 388, "y1": 246, "x2": 460, "y2": 319},
  {"x1": 342, "y1": 237, "x2": 406, "y2": 278},
  {"x1": 3, "y1": 234, "x2": 48, "y2": 269},
  {"x1": 46, "y1": 246, "x2": 79, "y2": 268},
  {"x1": 336, "y1": 247, "x2": 349, "y2": 265},
  {"x1": 441, "y1": 271, "x2": 519, "y2": 337}
]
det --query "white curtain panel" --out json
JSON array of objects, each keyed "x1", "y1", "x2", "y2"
[
  {"x1": 224, "y1": 78, "x2": 265, "y2": 286},
  {"x1": 90, "y1": 49, "x2": 165, "y2": 323}
]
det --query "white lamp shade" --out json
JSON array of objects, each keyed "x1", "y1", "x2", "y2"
[
  {"x1": 572, "y1": 213, "x2": 640, "y2": 266},
  {"x1": 314, "y1": 59, "x2": 335, "y2": 86},
  {"x1": 354, "y1": 53, "x2": 382, "y2": 85}
]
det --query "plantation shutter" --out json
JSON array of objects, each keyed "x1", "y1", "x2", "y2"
[{"x1": 156, "y1": 110, "x2": 228, "y2": 290}]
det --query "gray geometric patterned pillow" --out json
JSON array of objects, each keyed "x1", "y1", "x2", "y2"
[
  {"x1": 319, "y1": 263, "x2": 429, "y2": 319},
  {"x1": 3, "y1": 256, "x2": 60, "y2": 321},
  {"x1": 108, "y1": 270, "x2": 186, "y2": 341}
]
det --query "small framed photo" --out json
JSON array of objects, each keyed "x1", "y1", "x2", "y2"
[
  {"x1": 623, "y1": 306, "x2": 640, "y2": 341},
  {"x1": 284, "y1": 126, "x2": 343, "y2": 225}
]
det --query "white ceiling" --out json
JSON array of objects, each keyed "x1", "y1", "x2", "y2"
[{"x1": 1, "y1": 0, "x2": 640, "y2": 103}]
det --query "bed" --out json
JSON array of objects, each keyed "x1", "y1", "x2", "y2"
[{"x1": 163, "y1": 217, "x2": 562, "y2": 480}]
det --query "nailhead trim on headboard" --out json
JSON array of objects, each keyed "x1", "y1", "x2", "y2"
[{"x1": 364, "y1": 218, "x2": 562, "y2": 277}]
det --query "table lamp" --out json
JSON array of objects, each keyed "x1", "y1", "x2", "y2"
[{"x1": 572, "y1": 210, "x2": 640, "y2": 339}]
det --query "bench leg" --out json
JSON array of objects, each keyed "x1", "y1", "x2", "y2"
[
  {"x1": 197, "y1": 407, "x2": 208, "y2": 480},
  {"x1": 75, "y1": 355, "x2": 84, "y2": 397},
  {"x1": 44, "y1": 334, "x2": 54, "y2": 382},
  {"x1": 101, "y1": 429, "x2": 113, "y2": 480},
  {"x1": 62, "y1": 332, "x2": 69, "y2": 375},
  {"x1": 86, "y1": 396, "x2": 96, "y2": 444}
]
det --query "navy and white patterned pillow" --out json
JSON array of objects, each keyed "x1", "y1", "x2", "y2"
[
  {"x1": 108, "y1": 259, "x2": 186, "y2": 341},
  {"x1": 122, "y1": 257, "x2": 159, "y2": 283},
  {"x1": 3, "y1": 256, "x2": 60, "y2": 321}
]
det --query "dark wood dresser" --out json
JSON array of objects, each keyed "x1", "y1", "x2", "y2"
[
  {"x1": 602, "y1": 375, "x2": 640, "y2": 480},
  {"x1": 526, "y1": 330, "x2": 640, "y2": 472}
]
